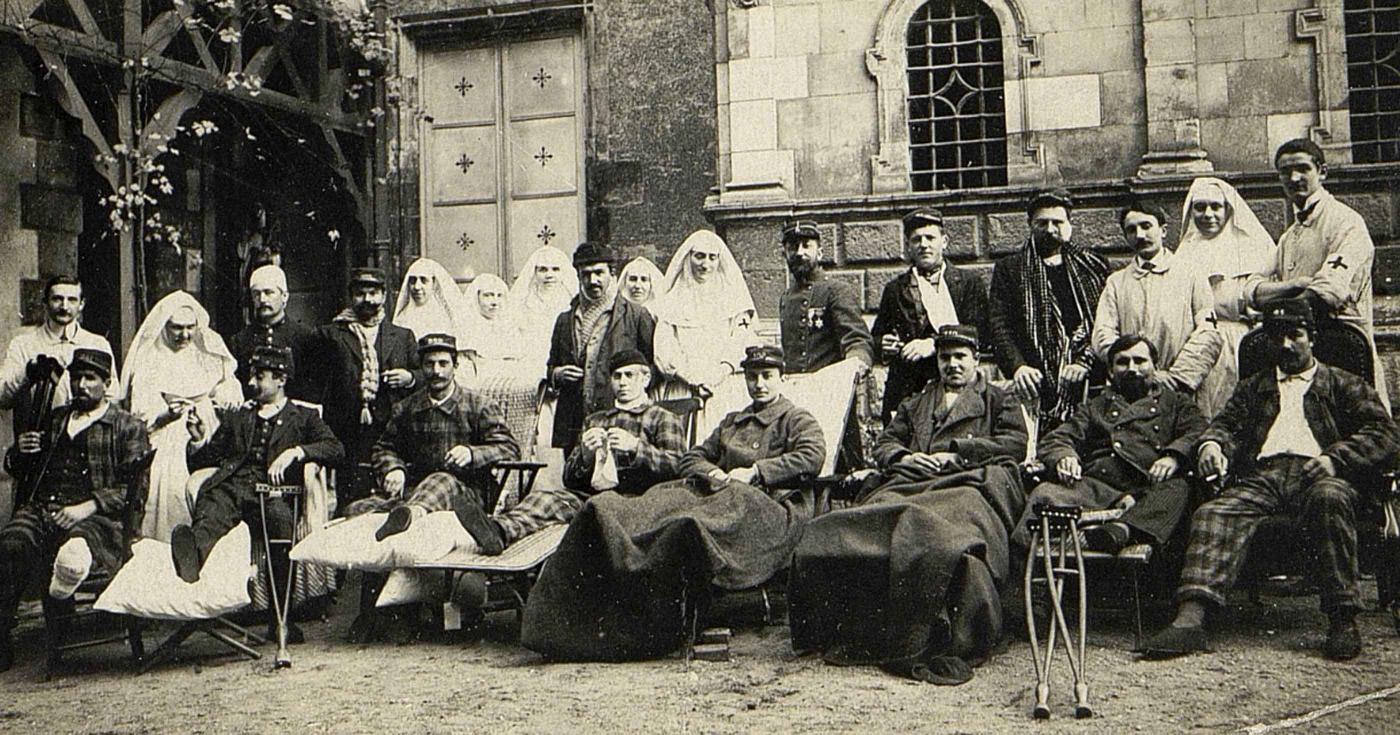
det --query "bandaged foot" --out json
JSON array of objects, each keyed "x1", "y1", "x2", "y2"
[{"x1": 48, "y1": 538, "x2": 94, "y2": 599}]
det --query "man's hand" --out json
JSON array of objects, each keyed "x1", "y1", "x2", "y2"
[
  {"x1": 381, "y1": 368, "x2": 414, "y2": 389},
  {"x1": 880, "y1": 334, "x2": 903, "y2": 359},
  {"x1": 606, "y1": 428, "x2": 639, "y2": 455},
  {"x1": 898, "y1": 338, "x2": 937, "y2": 363},
  {"x1": 268, "y1": 448, "x2": 303, "y2": 484},
  {"x1": 383, "y1": 469, "x2": 406, "y2": 498},
  {"x1": 708, "y1": 469, "x2": 728, "y2": 483},
  {"x1": 16, "y1": 431, "x2": 42, "y2": 455},
  {"x1": 1149, "y1": 372, "x2": 1179, "y2": 390},
  {"x1": 1056, "y1": 455, "x2": 1083, "y2": 483},
  {"x1": 1112, "y1": 494, "x2": 1137, "y2": 512},
  {"x1": 1302, "y1": 455, "x2": 1338, "y2": 483},
  {"x1": 1013, "y1": 366, "x2": 1043, "y2": 403},
  {"x1": 444, "y1": 445, "x2": 473, "y2": 469},
  {"x1": 897, "y1": 452, "x2": 941, "y2": 474},
  {"x1": 580, "y1": 427, "x2": 608, "y2": 453},
  {"x1": 1197, "y1": 442, "x2": 1228, "y2": 481},
  {"x1": 158, "y1": 399, "x2": 191, "y2": 429},
  {"x1": 52, "y1": 500, "x2": 97, "y2": 530},
  {"x1": 1148, "y1": 455, "x2": 1180, "y2": 483},
  {"x1": 552, "y1": 365, "x2": 585, "y2": 384},
  {"x1": 1058, "y1": 363, "x2": 1089, "y2": 389},
  {"x1": 185, "y1": 410, "x2": 206, "y2": 444},
  {"x1": 727, "y1": 466, "x2": 759, "y2": 485}
]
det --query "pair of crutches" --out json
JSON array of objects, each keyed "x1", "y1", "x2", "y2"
[
  {"x1": 255, "y1": 483, "x2": 303, "y2": 670},
  {"x1": 1023, "y1": 503, "x2": 1091, "y2": 720}
]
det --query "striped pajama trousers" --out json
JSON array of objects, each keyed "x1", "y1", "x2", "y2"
[{"x1": 1177, "y1": 455, "x2": 1360, "y2": 615}]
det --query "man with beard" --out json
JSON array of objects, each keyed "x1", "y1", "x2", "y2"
[
  {"x1": 779, "y1": 221, "x2": 873, "y2": 469},
  {"x1": 314, "y1": 268, "x2": 420, "y2": 508},
  {"x1": 789, "y1": 325, "x2": 1027, "y2": 685},
  {"x1": 227, "y1": 265, "x2": 316, "y2": 402},
  {"x1": 1092, "y1": 202, "x2": 1222, "y2": 416},
  {"x1": 1244, "y1": 139, "x2": 1388, "y2": 408},
  {"x1": 872, "y1": 208, "x2": 990, "y2": 420},
  {"x1": 988, "y1": 189, "x2": 1110, "y2": 426},
  {"x1": 561, "y1": 349, "x2": 686, "y2": 498},
  {"x1": 345, "y1": 334, "x2": 518, "y2": 642},
  {"x1": 547, "y1": 242, "x2": 656, "y2": 454},
  {"x1": 1141, "y1": 299, "x2": 1398, "y2": 661},
  {"x1": 1011, "y1": 334, "x2": 1208, "y2": 554},
  {"x1": 0, "y1": 349, "x2": 148, "y2": 671},
  {"x1": 0, "y1": 276, "x2": 117, "y2": 413}
]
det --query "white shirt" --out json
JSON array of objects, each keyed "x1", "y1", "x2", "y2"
[
  {"x1": 256, "y1": 397, "x2": 288, "y2": 420},
  {"x1": 65, "y1": 401, "x2": 110, "y2": 438},
  {"x1": 912, "y1": 266, "x2": 959, "y2": 332},
  {"x1": 0, "y1": 321, "x2": 117, "y2": 410},
  {"x1": 1258, "y1": 362, "x2": 1323, "y2": 460}
]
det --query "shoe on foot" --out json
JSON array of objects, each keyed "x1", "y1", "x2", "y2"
[
  {"x1": 1324, "y1": 617, "x2": 1361, "y2": 661},
  {"x1": 1137, "y1": 625, "x2": 1210, "y2": 658},
  {"x1": 170, "y1": 525, "x2": 202, "y2": 583},
  {"x1": 375, "y1": 506, "x2": 414, "y2": 542},
  {"x1": 452, "y1": 504, "x2": 505, "y2": 556},
  {"x1": 0, "y1": 630, "x2": 13, "y2": 673},
  {"x1": 1081, "y1": 522, "x2": 1130, "y2": 554}
]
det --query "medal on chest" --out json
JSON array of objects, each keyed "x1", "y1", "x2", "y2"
[{"x1": 804, "y1": 307, "x2": 825, "y2": 331}]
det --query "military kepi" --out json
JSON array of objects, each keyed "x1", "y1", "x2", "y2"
[
  {"x1": 902, "y1": 208, "x2": 944, "y2": 230},
  {"x1": 781, "y1": 220, "x2": 821, "y2": 244},
  {"x1": 68, "y1": 348, "x2": 112, "y2": 380},
  {"x1": 417, "y1": 332, "x2": 458, "y2": 356},
  {"x1": 349, "y1": 267, "x2": 387, "y2": 289},
  {"x1": 250, "y1": 345, "x2": 294, "y2": 377},
  {"x1": 1261, "y1": 297, "x2": 1314, "y2": 329},
  {"x1": 741, "y1": 344, "x2": 786, "y2": 371},
  {"x1": 934, "y1": 324, "x2": 979, "y2": 350}
]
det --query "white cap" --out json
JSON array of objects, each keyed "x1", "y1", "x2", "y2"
[{"x1": 249, "y1": 264, "x2": 288, "y2": 292}]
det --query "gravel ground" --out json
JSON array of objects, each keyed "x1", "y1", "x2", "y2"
[{"x1": 2, "y1": 580, "x2": 1398, "y2": 733}]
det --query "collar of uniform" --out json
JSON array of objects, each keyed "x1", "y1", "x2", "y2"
[
  {"x1": 734, "y1": 395, "x2": 792, "y2": 426},
  {"x1": 429, "y1": 382, "x2": 459, "y2": 410},
  {"x1": 1275, "y1": 361, "x2": 1319, "y2": 385},
  {"x1": 1294, "y1": 189, "x2": 1329, "y2": 225},
  {"x1": 42, "y1": 320, "x2": 80, "y2": 342},
  {"x1": 910, "y1": 264, "x2": 946, "y2": 287},
  {"x1": 256, "y1": 314, "x2": 287, "y2": 330},
  {"x1": 256, "y1": 397, "x2": 288, "y2": 420},
  {"x1": 1104, "y1": 382, "x2": 1164, "y2": 411},
  {"x1": 1132, "y1": 249, "x2": 1172, "y2": 278}
]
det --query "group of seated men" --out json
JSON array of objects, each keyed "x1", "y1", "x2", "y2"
[{"x1": 0, "y1": 137, "x2": 1395, "y2": 679}]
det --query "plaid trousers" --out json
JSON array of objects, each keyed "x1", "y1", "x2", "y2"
[
  {"x1": 0, "y1": 506, "x2": 122, "y2": 630},
  {"x1": 345, "y1": 471, "x2": 486, "y2": 517},
  {"x1": 1178, "y1": 455, "x2": 1360, "y2": 614},
  {"x1": 493, "y1": 486, "x2": 583, "y2": 546}
]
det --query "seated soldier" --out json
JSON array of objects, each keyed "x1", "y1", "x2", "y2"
[
  {"x1": 1141, "y1": 298, "x2": 1399, "y2": 661},
  {"x1": 520, "y1": 344, "x2": 825, "y2": 661},
  {"x1": 350, "y1": 334, "x2": 520, "y2": 548},
  {"x1": 170, "y1": 346, "x2": 344, "y2": 637},
  {"x1": 561, "y1": 349, "x2": 687, "y2": 498},
  {"x1": 0, "y1": 349, "x2": 149, "y2": 671},
  {"x1": 789, "y1": 325, "x2": 1027, "y2": 685},
  {"x1": 1011, "y1": 334, "x2": 1208, "y2": 553}
]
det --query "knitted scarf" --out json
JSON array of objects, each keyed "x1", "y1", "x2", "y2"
[
  {"x1": 1019, "y1": 239, "x2": 1108, "y2": 421},
  {"x1": 334, "y1": 307, "x2": 385, "y2": 425}
]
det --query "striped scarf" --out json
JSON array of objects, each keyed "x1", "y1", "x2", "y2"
[
  {"x1": 1019, "y1": 239, "x2": 1108, "y2": 421},
  {"x1": 334, "y1": 308, "x2": 384, "y2": 425}
]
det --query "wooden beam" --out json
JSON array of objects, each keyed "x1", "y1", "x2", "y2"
[
  {"x1": 322, "y1": 124, "x2": 369, "y2": 227},
  {"x1": 140, "y1": 9, "x2": 183, "y2": 59},
  {"x1": 62, "y1": 0, "x2": 100, "y2": 37},
  {"x1": 0, "y1": 0, "x2": 48, "y2": 24},
  {"x1": 171, "y1": 2, "x2": 221, "y2": 74},
  {"x1": 143, "y1": 52, "x2": 363, "y2": 131},
  {"x1": 35, "y1": 48, "x2": 117, "y2": 189},
  {"x1": 141, "y1": 87, "x2": 202, "y2": 157}
]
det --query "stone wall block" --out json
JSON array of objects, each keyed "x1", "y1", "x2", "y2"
[
  {"x1": 942, "y1": 215, "x2": 979, "y2": 259},
  {"x1": 864, "y1": 266, "x2": 905, "y2": 309},
  {"x1": 19, "y1": 93, "x2": 60, "y2": 140},
  {"x1": 829, "y1": 270, "x2": 866, "y2": 310},
  {"x1": 1244, "y1": 11, "x2": 1291, "y2": 59},
  {"x1": 1100, "y1": 69, "x2": 1147, "y2": 126},
  {"x1": 843, "y1": 221, "x2": 903, "y2": 263},
  {"x1": 20, "y1": 184, "x2": 82, "y2": 234},
  {"x1": 1226, "y1": 56, "x2": 1314, "y2": 117},
  {"x1": 1249, "y1": 197, "x2": 1289, "y2": 240},
  {"x1": 1337, "y1": 193, "x2": 1396, "y2": 239},
  {"x1": 1201, "y1": 115, "x2": 1269, "y2": 172},
  {"x1": 1196, "y1": 16, "x2": 1245, "y2": 64},
  {"x1": 728, "y1": 222, "x2": 785, "y2": 270},
  {"x1": 747, "y1": 268, "x2": 788, "y2": 317},
  {"x1": 987, "y1": 213, "x2": 1028, "y2": 255},
  {"x1": 1142, "y1": 19, "x2": 1196, "y2": 66},
  {"x1": 34, "y1": 140, "x2": 78, "y2": 189},
  {"x1": 819, "y1": 223, "x2": 840, "y2": 265},
  {"x1": 1074, "y1": 207, "x2": 1127, "y2": 251},
  {"x1": 37, "y1": 230, "x2": 78, "y2": 276},
  {"x1": 1207, "y1": 0, "x2": 1259, "y2": 17}
]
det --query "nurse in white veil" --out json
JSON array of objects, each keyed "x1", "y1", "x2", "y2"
[
  {"x1": 617, "y1": 257, "x2": 663, "y2": 308},
  {"x1": 650, "y1": 230, "x2": 759, "y2": 436},
  {"x1": 1176, "y1": 177, "x2": 1277, "y2": 417},
  {"x1": 460, "y1": 273, "x2": 515, "y2": 382},
  {"x1": 119, "y1": 291, "x2": 243, "y2": 541},
  {"x1": 392, "y1": 257, "x2": 473, "y2": 341},
  {"x1": 506, "y1": 247, "x2": 578, "y2": 383}
]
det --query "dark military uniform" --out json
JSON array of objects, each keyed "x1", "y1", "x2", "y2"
[
  {"x1": 679, "y1": 395, "x2": 826, "y2": 489},
  {"x1": 779, "y1": 270, "x2": 873, "y2": 374},
  {"x1": 228, "y1": 318, "x2": 316, "y2": 402},
  {"x1": 1012, "y1": 384, "x2": 1207, "y2": 548}
]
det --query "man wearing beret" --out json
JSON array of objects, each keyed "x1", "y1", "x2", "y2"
[
  {"x1": 313, "y1": 267, "x2": 421, "y2": 509},
  {"x1": 227, "y1": 264, "x2": 316, "y2": 402},
  {"x1": 1142, "y1": 298, "x2": 1398, "y2": 661},
  {"x1": 1011, "y1": 334, "x2": 1208, "y2": 554},
  {"x1": 562, "y1": 349, "x2": 687, "y2": 498},
  {"x1": 790, "y1": 325, "x2": 1027, "y2": 685},
  {"x1": 872, "y1": 208, "x2": 990, "y2": 421},
  {"x1": 547, "y1": 242, "x2": 657, "y2": 454},
  {"x1": 780, "y1": 221, "x2": 874, "y2": 470},
  {"x1": 0, "y1": 349, "x2": 149, "y2": 671},
  {"x1": 987, "y1": 189, "x2": 1110, "y2": 427},
  {"x1": 170, "y1": 346, "x2": 343, "y2": 636}
]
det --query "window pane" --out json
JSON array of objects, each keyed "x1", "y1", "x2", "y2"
[{"x1": 1345, "y1": 0, "x2": 1400, "y2": 162}]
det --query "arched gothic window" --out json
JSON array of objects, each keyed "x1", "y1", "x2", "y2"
[
  {"x1": 905, "y1": 0, "x2": 1008, "y2": 190},
  {"x1": 1345, "y1": 0, "x2": 1400, "y2": 163}
]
